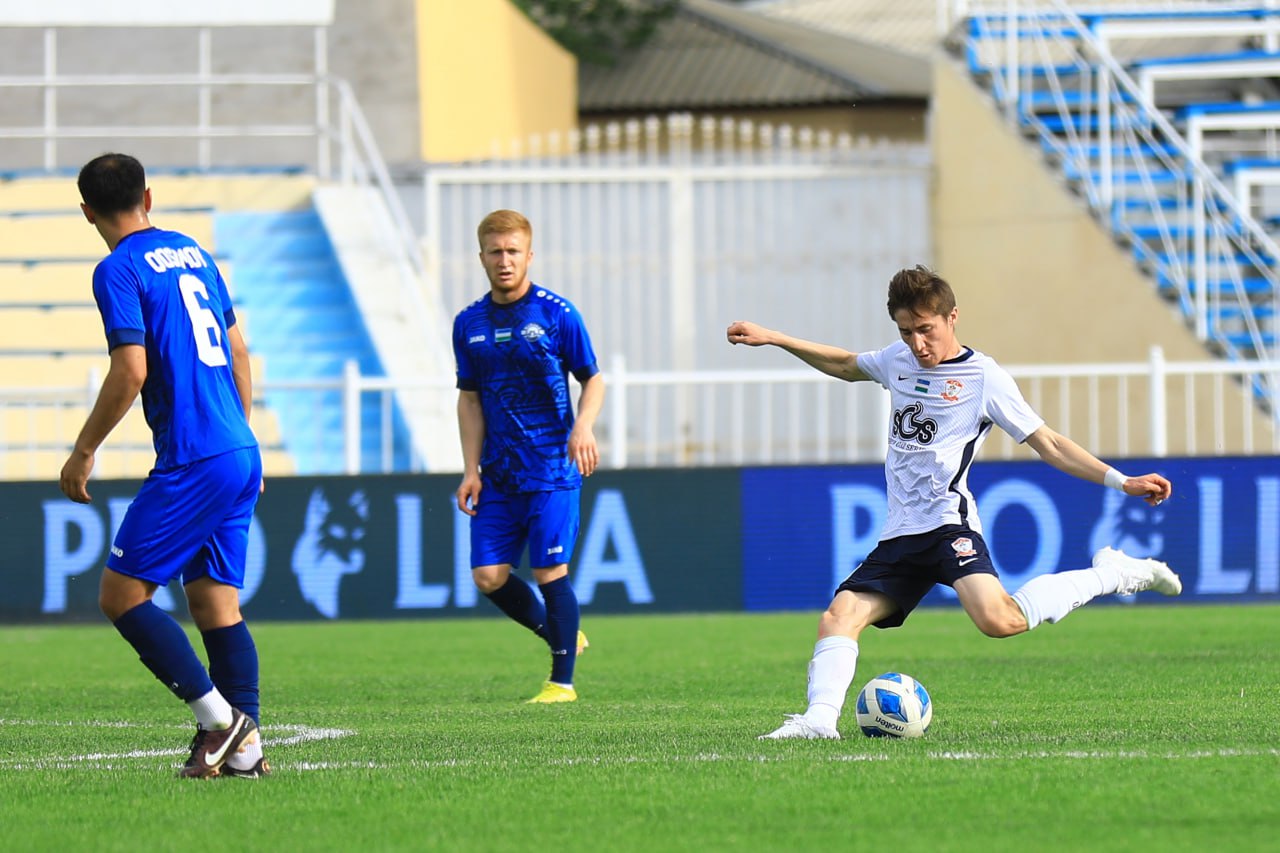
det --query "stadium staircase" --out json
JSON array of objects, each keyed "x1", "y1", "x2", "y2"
[
  {"x1": 214, "y1": 207, "x2": 415, "y2": 473},
  {"x1": 955, "y1": 1, "x2": 1280, "y2": 403},
  {"x1": 0, "y1": 172, "x2": 364, "y2": 480}
]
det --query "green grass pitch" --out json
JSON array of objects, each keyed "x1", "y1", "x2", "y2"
[{"x1": 1, "y1": 605, "x2": 1277, "y2": 851}]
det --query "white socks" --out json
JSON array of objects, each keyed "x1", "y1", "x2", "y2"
[
  {"x1": 1012, "y1": 566, "x2": 1108, "y2": 630},
  {"x1": 804, "y1": 636, "x2": 859, "y2": 729},
  {"x1": 187, "y1": 689, "x2": 234, "y2": 730}
]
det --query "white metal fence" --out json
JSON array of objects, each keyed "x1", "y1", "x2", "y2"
[
  {"x1": 423, "y1": 117, "x2": 934, "y2": 377},
  {"x1": 6, "y1": 347, "x2": 1274, "y2": 480},
  {"x1": 329, "y1": 347, "x2": 1280, "y2": 469}
]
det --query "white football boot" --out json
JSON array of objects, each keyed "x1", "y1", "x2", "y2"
[
  {"x1": 758, "y1": 714, "x2": 841, "y2": 740},
  {"x1": 1092, "y1": 546, "x2": 1183, "y2": 596}
]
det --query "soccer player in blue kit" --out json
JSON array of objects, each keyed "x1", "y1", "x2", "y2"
[
  {"x1": 454, "y1": 209, "x2": 605, "y2": 703},
  {"x1": 60, "y1": 153, "x2": 268, "y2": 777},
  {"x1": 728, "y1": 265, "x2": 1182, "y2": 740}
]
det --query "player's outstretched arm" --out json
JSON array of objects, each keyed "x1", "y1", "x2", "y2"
[
  {"x1": 726, "y1": 320, "x2": 868, "y2": 382},
  {"x1": 60, "y1": 344, "x2": 147, "y2": 503},
  {"x1": 1024, "y1": 426, "x2": 1172, "y2": 506}
]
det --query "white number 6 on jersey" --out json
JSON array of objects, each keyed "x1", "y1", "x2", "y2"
[{"x1": 179, "y1": 273, "x2": 229, "y2": 367}]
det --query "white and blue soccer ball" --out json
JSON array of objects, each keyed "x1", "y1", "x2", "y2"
[{"x1": 855, "y1": 672, "x2": 933, "y2": 738}]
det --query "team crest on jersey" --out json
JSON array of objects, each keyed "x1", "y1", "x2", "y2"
[
  {"x1": 951, "y1": 537, "x2": 977, "y2": 558},
  {"x1": 941, "y1": 378, "x2": 964, "y2": 402},
  {"x1": 521, "y1": 322, "x2": 546, "y2": 342}
]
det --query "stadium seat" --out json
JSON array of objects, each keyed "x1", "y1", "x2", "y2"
[
  {"x1": 0, "y1": 174, "x2": 308, "y2": 480},
  {"x1": 959, "y1": 4, "x2": 1280, "y2": 369}
]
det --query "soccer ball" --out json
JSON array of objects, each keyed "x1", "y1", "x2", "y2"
[{"x1": 854, "y1": 672, "x2": 933, "y2": 738}]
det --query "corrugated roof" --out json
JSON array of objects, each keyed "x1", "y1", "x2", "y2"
[
  {"x1": 578, "y1": 0, "x2": 930, "y2": 112},
  {"x1": 748, "y1": 0, "x2": 941, "y2": 59}
]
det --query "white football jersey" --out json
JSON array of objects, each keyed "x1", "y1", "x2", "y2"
[{"x1": 857, "y1": 340, "x2": 1044, "y2": 540}]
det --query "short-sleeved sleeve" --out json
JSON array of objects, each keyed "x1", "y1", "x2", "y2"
[
  {"x1": 91, "y1": 259, "x2": 146, "y2": 350},
  {"x1": 209, "y1": 254, "x2": 237, "y2": 328},
  {"x1": 855, "y1": 345, "x2": 892, "y2": 389},
  {"x1": 984, "y1": 364, "x2": 1044, "y2": 443},
  {"x1": 558, "y1": 303, "x2": 599, "y2": 383},
  {"x1": 453, "y1": 312, "x2": 479, "y2": 392}
]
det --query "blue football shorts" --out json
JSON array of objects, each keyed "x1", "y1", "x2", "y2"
[
  {"x1": 836, "y1": 524, "x2": 997, "y2": 628},
  {"x1": 470, "y1": 486, "x2": 580, "y2": 570},
  {"x1": 106, "y1": 446, "x2": 262, "y2": 588}
]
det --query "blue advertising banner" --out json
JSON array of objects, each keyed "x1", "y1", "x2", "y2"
[
  {"x1": 742, "y1": 456, "x2": 1280, "y2": 611},
  {"x1": 4, "y1": 455, "x2": 1275, "y2": 623},
  {"x1": 5, "y1": 468, "x2": 740, "y2": 623}
]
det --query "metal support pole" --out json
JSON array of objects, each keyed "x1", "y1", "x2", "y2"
[
  {"x1": 609, "y1": 354, "x2": 628, "y2": 470},
  {"x1": 1149, "y1": 345, "x2": 1167, "y2": 457},
  {"x1": 343, "y1": 359, "x2": 362, "y2": 475}
]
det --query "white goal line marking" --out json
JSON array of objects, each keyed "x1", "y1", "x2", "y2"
[{"x1": 0, "y1": 721, "x2": 354, "y2": 770}]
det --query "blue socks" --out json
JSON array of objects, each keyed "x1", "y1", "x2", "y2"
[
  {"x1": 484, "y1": 575, "x2": 549, "y2": 641},
  {"x1": 539, "y1": 576, "x2": 581, "y2": 686},
  {"x1": 202, "y1": 621, "x2": 261, "y2": 726},
  {"x1": 112, "y1": 601, "x2": 213, "y2": 702},
  {"x1": 482, "y1": 574, "x2": 582, "y2": 686}
]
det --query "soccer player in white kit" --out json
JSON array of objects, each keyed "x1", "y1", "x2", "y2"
[{"x1": 726, "y1": 265, "x2": 1182, "y2": 740}]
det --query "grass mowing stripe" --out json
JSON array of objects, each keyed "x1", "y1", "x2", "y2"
[{"x1": 1, "y1": 605, "x2": 1277, "y2": 852}]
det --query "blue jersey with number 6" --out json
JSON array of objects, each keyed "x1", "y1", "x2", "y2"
[{"x1": 92, "y1": 227, "x2": 257, "y2": 470}]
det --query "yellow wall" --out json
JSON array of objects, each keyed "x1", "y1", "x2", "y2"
[{"x1": 416, "y1": 0, "x2": 577, "y2": 162}]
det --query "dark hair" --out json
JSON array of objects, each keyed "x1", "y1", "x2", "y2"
[
  {"x1": 77, "y1": 153, "x2": 146, "y2": 216},
  {"x1": 886, "y1": 265, "x2": 957, "y2": 319}
]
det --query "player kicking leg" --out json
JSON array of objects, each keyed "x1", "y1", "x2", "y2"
[{"x1": 760, "y1": 536, "x2": 1180, "y2": 740}]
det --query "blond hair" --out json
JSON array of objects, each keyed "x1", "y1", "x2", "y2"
[{"x1": 477, "y1": 209, "x2": 532, "y2": 247}]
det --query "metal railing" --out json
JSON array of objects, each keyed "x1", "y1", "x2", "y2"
[
  {"x1": 0, "y1": 31, "x2": 430, "y2": 353},
  {"x1": 957, "y1": 1, "x2": 1280, "y2": 373},
  {"x1": 3, "y1": 348, "x2": 1278, "y2": 480}
]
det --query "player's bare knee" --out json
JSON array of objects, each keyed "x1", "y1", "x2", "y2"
[
  {"x1": 471, "y1": 566, "x2": 508, "y2": 594},
  {"x1": 819, "y1": 594, "x2": 873, "y2": 637},
  {"x1": 972, "y1": 608, "x2": 1027, "y2": 639},
  {"x1": 98, "y1": 594, "x2": 124, "y2": 622}
]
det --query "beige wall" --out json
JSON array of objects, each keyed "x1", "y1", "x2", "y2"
[
  {"x1": 931, "y1": 58, "x2": 1209, "y2": 365},
  {"x1": 930, "y1": 57, "x2": 1271, "y2": 457},
  {"x1": 580, "y1": 103, "x2": 929, "y2": 147},
  {"x1": 330, "y1": 0, "x2": 423, "y2": 167},
  {"x1": 416, "y1": 0, "x2": 576, "y2": 163}
]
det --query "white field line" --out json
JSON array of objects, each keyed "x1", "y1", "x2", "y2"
[
  {"x1": 0, "y1": 722, "x2": 354, "y2": 770},
  {"x1": 1, "y1": 719, "x2": 1275, "y2": 772},
  {"x1": 286, "y1": 747, "x2": 1279, "y2": 772}
]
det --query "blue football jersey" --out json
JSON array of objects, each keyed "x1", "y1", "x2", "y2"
[
  {"x1": 453, "y1": 284, "x2": 599, "y2": 493},
  {"x1": 92, "y1": 227, "x2": 257, "y2": 470}
]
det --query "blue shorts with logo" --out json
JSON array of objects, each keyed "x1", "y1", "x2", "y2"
[
  {"x1": 107, "y1": 446, "x2": 262, "y2": 588},
  {"x1": 836, "y1": 524, "x2": 997, "y2": 628},
  {"x1": 471, "y1": 486, "x2": 580, "y2": 570}
]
